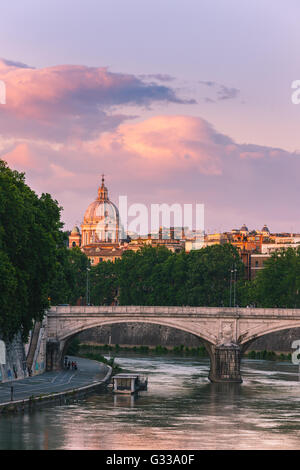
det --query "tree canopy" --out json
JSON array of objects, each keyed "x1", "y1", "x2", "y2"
[
  {"x1": 0, "y1": 160, "x2": 63, "y2": 339},
  {"x1": 88, "y1": 244, "x2": 244, "y2": 307},
  {"x1": 49, "y1": 242, "x2": 90, "y2": 306},
  {"x1": 244, "y1": 247, "x2": 300, "y2": 308}
]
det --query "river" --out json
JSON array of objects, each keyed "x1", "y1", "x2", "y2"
[{"x1": 0, "y1": 355, "x2": 300, "y2": 450}]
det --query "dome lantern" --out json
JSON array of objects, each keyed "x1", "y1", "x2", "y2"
[{"x1": 98, "y1": 174, "x2": 109, "y2": 201}]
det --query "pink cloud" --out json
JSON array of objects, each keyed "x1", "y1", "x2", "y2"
[
  {"x1": 0, "y1": 59, "x2": 193, "y2": 141},
  {"x1": 0, "y1": 60, "x2": 299, "y2": 232},
  {"x1": 2, "y1": 113, "x2": 300, "y2": 232},
  {"x1": 3, "y1": 143, "x2": 48, "y2": 173},
  {"x1": 87, "y1": 116, "x2": 223, "y2": 177}
]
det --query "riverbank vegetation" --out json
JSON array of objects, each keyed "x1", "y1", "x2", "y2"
[
  {"x1": 245, "y1": 350, "x2": 291, "y2": 361},
  {"x1": 77, "y1": 342, "x2": 292, "y2": 362},
  {"x1": 79, "y1": 342, "x2": 209, "y2": 357}
]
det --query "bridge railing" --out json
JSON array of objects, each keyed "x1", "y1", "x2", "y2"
[{"x1": 47, "y1": 305, "x2": 300, "y2": 318}]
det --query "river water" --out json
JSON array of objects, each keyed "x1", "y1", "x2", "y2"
[{"x1": 1, "y1": 355, "x2": 300, "y2": 450}]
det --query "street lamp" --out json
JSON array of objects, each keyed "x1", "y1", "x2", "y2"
[
  {"x1": 86, "y1": 267, "x2": 91, "y2": 306},
  {"x1": 233, "y1": 264, "x2": 237, "y2": 308},
  {"x1": 230, "y1": 264, "x2": 237, "y2": 308},
  {"x1": 229, "y1": 269, "x2": 233, "y2": 307}
]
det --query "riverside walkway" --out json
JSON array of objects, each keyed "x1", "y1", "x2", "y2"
[{"x1": 0, "y1": 357, "x2": 109, "y2": 405}]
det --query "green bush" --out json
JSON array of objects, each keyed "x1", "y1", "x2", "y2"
[{"x1": 66, "y1": 337, "x2": 81, "y2": 355}]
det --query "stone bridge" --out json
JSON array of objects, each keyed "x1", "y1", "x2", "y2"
[{"x1": 45, "y1": 306, "x2": 300, "y2": 383}]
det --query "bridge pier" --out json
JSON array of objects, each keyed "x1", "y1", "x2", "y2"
[
  {"x1": 208, "y1": 344, "x2": 242, "y2": 383},
  {"x1": 46, "y1": 340, "x2": 64, "y2": 371}
]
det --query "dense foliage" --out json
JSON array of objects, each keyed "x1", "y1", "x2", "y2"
[
  {"x1": 0, "y1": 160, "x2": 62, "y2": 339},
  {"x1": 0, "y1": 160, "x2": 92, "y2": 339},
  {"x1": 90, "y1": 260, "x2": 118, "y2": 306},
  {"x1": 49, "y1": 243, "x2": 90, "y2": 306},
  {"x1": 243, "y1": 247, "x2": 300, "y2": 308},
  {"x1": 89, "y1": 245, "x2": 300, "y2": 309},
  {"x1": 90, "y1": 244, "x2": 244, "y2": 307}
]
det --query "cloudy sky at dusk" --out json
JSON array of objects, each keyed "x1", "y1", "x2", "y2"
[{"x1": 1, "y1": 0, "x2": 300, "y2": 233}]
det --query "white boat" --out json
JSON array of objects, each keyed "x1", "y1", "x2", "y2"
[{"x1": 112, "y1": 374, "x2": 148, "y2": 394}]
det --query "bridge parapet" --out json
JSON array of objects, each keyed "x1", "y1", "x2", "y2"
[{"x1": 48, "y1": 305, "x2": 300, "y2": 319}]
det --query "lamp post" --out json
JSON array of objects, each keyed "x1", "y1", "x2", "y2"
[
  {"x1": 86, "y1": 267, "x2": 91, "y2": 306},
  {"x1": 230, "y1": 264, "x2": 237, "y2": 308},
  {"x1": 229, "y1": 269, "x2": 233, "y2": 307},
  {"x1": 233, "y1": 264, "x2": 237, "y2": 308}
]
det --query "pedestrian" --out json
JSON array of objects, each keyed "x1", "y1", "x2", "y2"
[
  {"x1": 64, "y1": 357, "x2": 68, "y2": 368},
  {"x1": 74, "y1": 362, "x2": 77, "y2": 371},
  {"x1": 67, "y1": 361, "x2": 71, "y2": 370}
]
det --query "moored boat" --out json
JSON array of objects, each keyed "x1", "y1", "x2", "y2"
[{"x1": 112, "y1": 373, "x2": 148, "y2": 394}]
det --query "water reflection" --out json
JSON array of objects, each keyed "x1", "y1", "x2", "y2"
[
  {"x1": 113, "y1": 393, "x2": 136, "y2": 408},
  {"x1": 0, "y1": 355, "x2": 300, "y2": 449}
]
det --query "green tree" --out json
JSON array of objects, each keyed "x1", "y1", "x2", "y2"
[
  {"x1": 114, "y1": 244, "x2": 243, "y2": 307},
  {"x1": 184, "y1": 244, "x2": 244, "y2": 306},
  {"x1": 118, "y1": 246, "x2": 172, "y2": 305},
  {"x1": 0, "y1": 160, "x2": 62, "y2": 339},
  {"x1": 49, "y1": 243, "x2": 90, "y2": 305},
  {"x1": 90, "y1": 260, "x2": 118, "y2": 305},
  {"x1": 250, "y1": 248, "x2": 300, "y2": 308}
]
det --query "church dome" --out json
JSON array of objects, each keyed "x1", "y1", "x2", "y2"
[
  {"x1": 261, "y1": 225, "x2": 270, "y2": 233},
  {"x1": 82, "y1": 176, "x2": 120, "y2": 244},
  {"x1": 84, "y1": 176, "x2": 119, "y2": 224},
  {"x1": 84, "y1": 199, "x2": 119, "y2": 223}
]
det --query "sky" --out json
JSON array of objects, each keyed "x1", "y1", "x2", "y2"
[{"x1": 0, "y1": 0, "x2": 300, "y2": 233}]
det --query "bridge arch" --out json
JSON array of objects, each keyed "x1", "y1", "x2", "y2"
[
  {"x1": 58, "y1": 318, "x2": 216, "y2": 346},
  {"x1": 47, "y1": 316, "x2": 217, "y2": 373},
  {"x1": 60, "y1": 319, "x2": 213, "y2": 369},
  {"x1": 240, "y1": 322, "x2": 300, "y2": 351}
]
